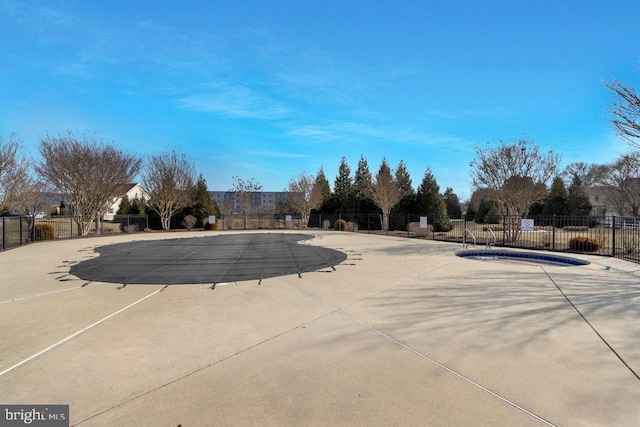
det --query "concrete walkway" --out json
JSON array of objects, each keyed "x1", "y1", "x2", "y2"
[{"x1": 1, "y1": 230, "x2": 639, "y2": 426}]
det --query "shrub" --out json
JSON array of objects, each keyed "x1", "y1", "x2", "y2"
[
  {"x1": 335, "y1": 219, "x2": 348, "y2": 231},
  {"x1": 204, "y1": 220, "x2": 219, "y2": 230},
  {"x1": 35, "y1": 223, "x2": 55, "y2": 241},
  {"x1": 119, "y1": 221, "x2": 139, "y2": 233},
  {"x1": 541, "y1": 231, "x2": 551, "y2": 247},
  {"x1": 569, "y1": 236, "x2": 600, "y2": 252},
  {"x1": 182, "y1": 215, "x2": 197, "y2": 230},
  {"x1": 408, "y1": 222, "x2": 430, "y2": 237},
  {"x1": 121, "y1": 224, "x2": 139, "y2": 233},
  {"x1": 432, "y1": 217, "x2": 453, "y2": 232}
]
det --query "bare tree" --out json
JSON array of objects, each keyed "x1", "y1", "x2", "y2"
[
  {"x1": 220, "y1": 196, "x2": 235, "y2": 229},
  {"x1": 14, "y1": 180, "x2": 55, "y2": 241},
  {"x1": 470, "y1": 139, "x2": 560, "y2": 217},
  {"x1": 14, "y1": 180, "x2": 52, "y2": 216},
  {"x1": 142, "y1": 151, "x2": 196, "y2": 230},
  {"x1": 231, "y1": 176, "x2": 262, "y2": 228},
  {"x1": 606, "y1": 80, "x2": 640, "y2": 147},
  {"x1": 600, "y1": 152, "x2": 640, "y2": 216},
  {"x1": 562, "y1": 162, "x2": 608, "y2": 188},
  {"x1": 286, "y1": 173, "x2": 324, "y2": 227},
  {"x1": 0, "y1": 133, "x2": 31, "y2": 215},
  {"x1": 36, "y1": 131, "x2": 142, "y2": 236},
  {"x1": 365, "y1": 158, "x2": 402, "y2": 231}
]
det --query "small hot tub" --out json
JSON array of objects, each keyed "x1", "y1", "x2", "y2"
[{"x1": 456, "y1": 249, "x2": 590, "y2": 266}]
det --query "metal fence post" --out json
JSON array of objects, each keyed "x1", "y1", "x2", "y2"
[
  {"x1": 407, "y1": 213, "x2": 410, "y2": 238},
  {"x1": 612, "y1": 216, "x2": 616, "y2": 258},
  {"x1": 552, "y1": 214, "x2": 556, "y2": 251},
  {"x1": 502, "y1": 215, "x2": 506, "y2": 245}
]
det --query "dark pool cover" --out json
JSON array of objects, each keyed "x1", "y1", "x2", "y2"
[{"x1": 69, "y1": 233, "x2": 347, "y2": 285}]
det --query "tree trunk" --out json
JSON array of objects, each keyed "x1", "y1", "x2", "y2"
[
  {"x1": 161, "y1": 215, "x2": 171, "y2": 230},
  {"x1": 382, "y1": 212, "x2": 390, "y2": 231}
]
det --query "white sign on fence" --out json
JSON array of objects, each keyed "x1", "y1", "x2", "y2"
[
  {"x1": 208, "y1": 215, "x2": 216, "y2": 224},
  {"x1": 521, "y1": 218, "x2": 534, "y2": 231},
  {"x1": 420, "y1": 216, "x2": 428, "y2": 229},
  {"x1": 285, "y1": 215, "x2": 292, "y2": 222}
]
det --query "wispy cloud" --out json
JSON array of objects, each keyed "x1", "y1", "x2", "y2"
[
  {"x1": 286, "y1": 125, "x2": 342, "y2": 141},
  {"x1": 54, "y1": 62, "x2": 93, "y2": 79},
  {"x1": 285, "y1": 120, "x2": 465, "y2": 147},
  {"x1": 37, "y1": 6, "x2": 74, "y2": 26},
  {"x1": 426, "y1": 107, "x2": 511, "y2": 119},
  {"x1": 178, "y1": 83, "x2": 291, "y2": 119},
  {"x1": 244, "y1": 149, "x2": 310, "y2": 159},
  {"x1": 1, "y1": 2, "x2": 77, "y2": 45}
]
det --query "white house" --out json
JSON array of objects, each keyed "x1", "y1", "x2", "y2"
[{"x1": 103, "y1": 183, "x2": 150, "y2": 221}]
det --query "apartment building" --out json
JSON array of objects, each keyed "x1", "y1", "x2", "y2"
[{"x1": 209, "y1": 191, "x2": 289, "y2": 215}]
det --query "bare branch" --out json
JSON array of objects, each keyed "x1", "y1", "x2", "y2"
[
  {"x1": 599, "y1": 151, "x2": 640, "y2": 216},
  {"x1": 286, "y1": 173, "x2": 324, "y2": 226},
  {"x1": 606, "y1": 80, "x2": 640, "y2": 148},
  {"x1": 0, "y1": 133, "x2": 31, "y2": 215},
  {"x1": 36, "y1": 131, "x2": 142, "y2": 235},
  {"x1": 470, "y1": 139, "x2": 560, "y2": 217},
  {"x1": 229, "y1": 176, "x2": 262, "y2": 228},
  {"x1": 365, "y1": 159, "x2": 402, "y2": 231},
  {"x1": 142, "y1": 150, "x2": 196, "y2": 230}
]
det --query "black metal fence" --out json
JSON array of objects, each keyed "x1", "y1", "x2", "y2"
[
  {"x1": 304, "y1": 213, "x2": 640, "y2": 265},
  {"x1": 217, "y1": 213, "x2": 307, "y2": 230},
  {"x1": 1, "y1": 215, "x2": 148, "y2": 251},
  {"x1": 4, "y1": 212, "x2": 640, "y2": 265}
]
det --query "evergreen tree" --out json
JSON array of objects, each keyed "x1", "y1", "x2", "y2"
[
  {"x1": 315, "y1": 167, "x2": 331, "y2": 203},
  {"x1": 443, "y1": 187, "x2": 462, "y2": 218},
  {"x1": 391, "y1": 159, "x2": 416, "y2": 229},
  {"x1": 567, "y1": 176, "x2": 592, "y2": 217},
  {"x1": 116, "y1": 195, "x2": 132, "y2": 215},
  {"x1": 130, "y1": 197, "x2": 146, "y2": 215},
  {"x1": 395, "y1": 160, "x2": 414, "y2": 197},
  {"x1": 541, "y1": 176, "x2": 569, "y2": 216},
  {"x1": 353, "y1": 154, "x2": 377, "y2": 213},
  {"x1": 528, "y1": 201, "x2": 544, "y2": 217},
  {"x1": 475, "y1": 199, "x2": 501, "y2": 224},
  {"x1": 331, "y1": 156, "x2": 355, "y2": 213},
  {"x1": 183, "y1": 175, "x2": 220, "y2": 227},
  {"x1": 416, "y1": 168, "x2": 451, "y2": 231},
  {"x1": 314, "y1": 166, "x2": 332, "y2": 211}
]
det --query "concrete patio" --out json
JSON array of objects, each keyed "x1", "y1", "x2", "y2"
[{"x1": 1, "y1": 230, "x2": 639, "y2": 426}]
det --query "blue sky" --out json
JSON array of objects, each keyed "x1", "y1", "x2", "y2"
[{"x1": 1, "y1": 0, "x2": 639, "y2": 200}]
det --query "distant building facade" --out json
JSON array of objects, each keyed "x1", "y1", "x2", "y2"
[{"x1": 209, "y1": 191, "x2": 289, "y2": 215}]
